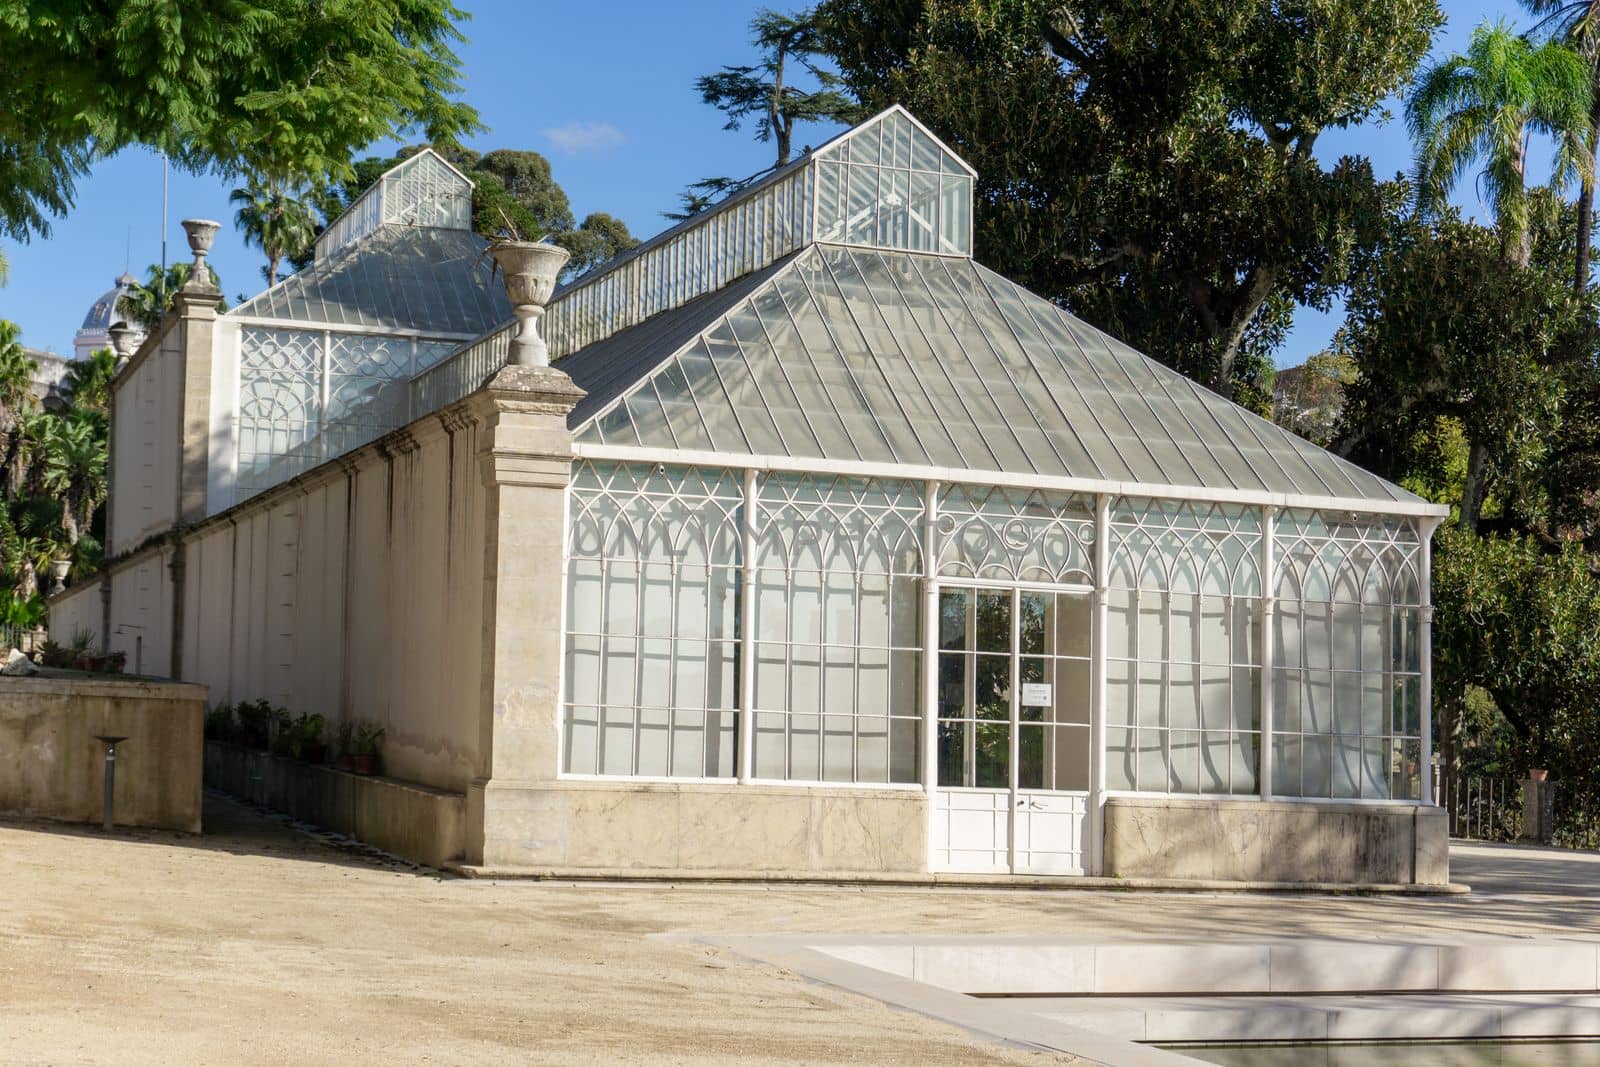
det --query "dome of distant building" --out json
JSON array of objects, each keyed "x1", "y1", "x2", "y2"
[{"x1": 74, "y1": 272, "x2": 145, "y2": 360}]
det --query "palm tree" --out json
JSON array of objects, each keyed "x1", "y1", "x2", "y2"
[
  {"x1": 40, "y1": 414, "x2": 106, "y2": 547},
  {"x1": 64, "y1": 348, "x2": 117, "y2": 422},
  {"x1": 1408, "y1": 20, "x2": 1594, "y2": 269},
  {"x1": 1526, "y1": 2, "x2": 1600, "y2": 292},
  {"x1": 122, "y1": 263, "x2": 226, "y2": 332},
  {"x1": 230, "y1": 177, "x2": 318, "y2": 286}
]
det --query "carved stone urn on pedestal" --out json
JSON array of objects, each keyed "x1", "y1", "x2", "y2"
[
  {"x1": 180, "y1": 218, "x2": 222, "y2": 291},
  {"x1": 489, "y1": 241, "x2": 571, "y2": 367}
]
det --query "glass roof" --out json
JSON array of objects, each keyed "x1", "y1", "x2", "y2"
[
  {"x1": 567, "y1": 244, "x2": 1422, "y2": 508},
  {"x1": 228, "y1": 225, "x2": 508, "y2": 336}
]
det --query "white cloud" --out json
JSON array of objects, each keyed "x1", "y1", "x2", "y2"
[{"x1": 542, "y1": 121, "x2": 625, "y2": 155}]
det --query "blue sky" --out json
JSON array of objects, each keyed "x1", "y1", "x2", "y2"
[{"x1": 0, "y1": 0, "x2": 1531, "y2": 364}]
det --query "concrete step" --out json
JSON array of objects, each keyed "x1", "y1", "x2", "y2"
[{"x1": 1027, "y1": 992, "x2": 1600, "y2": 1044}]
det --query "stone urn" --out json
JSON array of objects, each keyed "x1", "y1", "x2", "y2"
[
  {"x1": 489, "y1": 240, "x2": 571, "y2": 367},
  {"x1": 107, "y1": 321, "x2": 138, "y2": 364},
  {"x1": 181, "y1": 218, "x2": 222, "y2": 291},
  {"x1": 47, "y1": 558, "x2": 71, "y2": 597}
]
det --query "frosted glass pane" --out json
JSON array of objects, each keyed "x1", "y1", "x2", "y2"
[
  {"x1": 891, "y1": 576, "x2": 920, "y2": 648},
  {"x1": 1137, "y1": 661, "x2": 1164, "y2": 728},
  {"x1": 601, "y1": 708, "x2": 635, "y2": 776},
  {"x1": 1106, "y1": 727, "x2": 1137, "y2": 790},
  {"x1": 1332, "y1": 604, "x2": 1362, "y2": 669},
  {"x1": 603, "y1": 638, "x2": 636, "y2": 706},
  {"x1": 1273, "y1": 669, "x2": 1301, "y2": 733},
  {"x1": 1170, "y1": 730, "x2": 1200, "y2": 792},
  {"x1": 822, "y1": 714, "x2": 855, "y2": 781},
  {"x1": 791, "y1": 570, "x2": 822, "y2": 643},
  {"x1": 1200, "y1": 732, "x2": 1231, "y2": 794},
  {"x1": 790, "y1": 713, "x2": 821, "y2": 779},
  {"x1": 755, "y1": 712, "x2": 786, "y2": 778},
  {"x1": 1333, "y1": 671, "x2": 1362, "y2": 735},
  {"x1": 670, "y1": 710, "x2": 706, "y2": 778},
  {"x1": 890, "y1": 718, "x2": 918, "y2": 782},
  {"x1": 1107, "y1": 660, "x2": 1136, "y2": 727},
  {"x1": 638, "y1": 638, "x2": 671, "y2": 707},
  {"x1": 1304, "y1": 671, "x2": 1333, "y2": 734},
  {"x1": 755, "y1": 642, "x2": 787, "y2": 709},
  {"x1": 857, "y1": 714, "x2": 889, "y2": 782},
  {"x1": 1273, "y1": 734, "x2": 1303, "y2": 796},
  {"x1": 1302, "y1": 735, "x2": 1332, "y2": 797},
  {"x1": 1362, "y1": 738, "x2": 1389, "y2": 799},
  {"x1": 1170, "y1": 595, "x2": 1198, "y2": 662},
  {"x1": 565, "y1": 636, "x2": 601, "y2": 707},
  {"x1": 1169, "y1": 664, "x2": 1199, "y2": 730},
  {"x1": 1304, "y1": 602, "x2": 1332, "y2": 669},
  {"x1": 1138, "y1": 728, "x2": 1167, "y2": 791},
  {"x1": 791, "y1": 645, "x2": 822, "y2": 715},
  {"x1": 1198, "y1": 665, "x2": 1230, "y2": 731},
  {"x1": 823, "y1": 646, "x2": 855, "y2": 715},
  {"x1": 1232, "y1": 667, "x2": 1259, "y2": 730},
  {"x1": 1107, "y1": 590, "x2": 1136, "y2": 659},
  {"x1": 1332, "y1": 735, "x2": 1362, "y2": 798},
  {"x1": 636, "y1": 709, "x2": 670, "y2": 776},
  {"x1": 1230, "y1": 733, "x2": 1259, "y2": 795},
  {"x1": 1275, "y1": 602, "x2": 1302, "y2": 670},
  {"x1": 568, "y1": 561, "x2": 603, "y2": 633},
  {"x1": 672, "y1": 640, "x2": 707, "y2": 709},
  {"x1": 858, "y1": 646, "x2": 890, "y2": 713},
  {"x1": 564, "y1": 707, "x2": 598, "y2": 774}
]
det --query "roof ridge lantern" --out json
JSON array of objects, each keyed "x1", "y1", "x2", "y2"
[
  {"x1": 314, "y1": 147, "x2": 476, "y2": 263},
  {"x1": 537, "y1": 106, "x2": 976, "y2": 360}
]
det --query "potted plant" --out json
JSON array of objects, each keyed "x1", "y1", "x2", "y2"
[
  {"x1": 333, "y1": 721, "x2": 354, "y2": 771},
  {"x1": 349, "y1": 723, "x2": 384, "y2": 776}
]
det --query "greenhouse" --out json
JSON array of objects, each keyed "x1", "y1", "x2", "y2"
[{"x1": 75, "y1": 105, "x2": 1449, "y2": 882}]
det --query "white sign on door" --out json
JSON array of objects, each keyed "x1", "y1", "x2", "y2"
[{"x1": 1021, "y1": 683, "x2": 1053, "y2": 707}]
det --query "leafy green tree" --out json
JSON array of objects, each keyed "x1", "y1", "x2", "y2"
[
  {"x1": 814, "y1": 0, "x2": 1438, "y2": 402},
  {"x1": 40, "y1": 415, "x2": 106, "y2": 547},
  {"x1": 1432, "y1": 527, "x2": 1600, "y2": 829},
  {"x1": 121, "y1": 264, "x2": 227, "y2": 333},
  {"x1": 557, "y1": 213, "x2": 640, "y2": 278},
  {"x1": 1524, "y1": 0, "x2": 1600, "y2": 293},
  {"x1": 230, "y1": 177, "x2": 319, "y2": 286},
  {"x1": 0, "y1": 0, "x2": 480, "y2": 244},
  {"x1": 697, "y1": 8, "x2": 856, "y2": 167},
  {"x1": 1333, "y1": 206, "x2": 1590, "y2": 533},
  {"x1": 1408, "y1": 20, "x2": 1593, "y2": 269}
]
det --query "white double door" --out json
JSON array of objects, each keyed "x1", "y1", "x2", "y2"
[{"x1": 930, "y1": 585, "x2": 1094, "y2": 875}]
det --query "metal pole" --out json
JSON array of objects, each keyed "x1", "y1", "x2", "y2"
[
  {"x1": 94, "y1": 735, "x2": 128, "y2": 830},
  {"x1": 160, "y1": 153, "x2": 169, "y2": 278}
]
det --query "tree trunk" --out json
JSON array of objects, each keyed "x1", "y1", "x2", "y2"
[
  {"x1": 1201, "y1": 266, "x2": 1279, "y2": 398},
  {"x1": 1577, "y1": 87, "x2": 1600, "y2": 297},
  {"x1": 267, "y1": 254, "x2": 280, "y2": 288},
  {"x1": 1459, "y1": 438, "x2": 1490, "y2": 532}
]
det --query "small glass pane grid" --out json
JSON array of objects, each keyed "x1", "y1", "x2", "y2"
[
  {"x1": 1271, "y1": 510, "x2": 1425, "y2": 800},
  {"x1": 937, "y1": 484, "x2": 1095, "y2": 585},
  {"x1": 1104, "y1": 500, "x2": 1264, "y2": 795},
  {"x1": 236, "y1": 329, "x2": 459, "y2": 501},
  {"x1": 813, "y1": 107, "x2": 973, "y2": 257},
  {"x1": 936, "y1": 588, "x2": 1092, "y2": 792},
  {"x1": 750, "y1": 473, "x2": 924, "y2": 784},
  {"x1": 564, "y1": 463, "x2": 745, "y2": 778}
]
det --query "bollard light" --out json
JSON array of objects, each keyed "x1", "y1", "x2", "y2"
[{"x1": 93, "y1": 735, "x2": 128, "y2": 831}]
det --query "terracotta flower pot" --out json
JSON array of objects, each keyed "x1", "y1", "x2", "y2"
[{"x1": 1529, "y1": 768, "x2": 1549, "y2": 782}]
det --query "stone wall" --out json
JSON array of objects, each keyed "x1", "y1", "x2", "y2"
[
  {"x1": 474, "y1": 780, "x2": 928, "y2": 875},
  {"x1": 1102, "y1": 796, "x2": 1449, "y2": 886},
  {"x1": 204, "y1": 741, "x2": 466, "y2": 868},
  {"x1": 0, "y1": 675, "x2": 205, "y2": 832}
]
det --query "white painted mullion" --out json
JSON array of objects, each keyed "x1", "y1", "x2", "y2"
[
  {"x1": 1090, "y1": 493, "x2": 1110, "y2": 876},
  {"x1": 921, "y1": 479, "x2": 940, "y2": 869},
  {"x1": 1260, "y1": 506, "x2": 1277, "y2": 800},
  {"x1": 737, "y1": 468, "x2": 758, "y2": 784}
]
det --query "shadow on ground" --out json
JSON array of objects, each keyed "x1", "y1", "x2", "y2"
[{"x1": 0, "y1": 788, "x2": 440, "y2": 877}]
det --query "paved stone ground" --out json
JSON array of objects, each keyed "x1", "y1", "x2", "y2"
[{"x1": 0, "y1": 795, "x2": 1592, "y2": 1066}]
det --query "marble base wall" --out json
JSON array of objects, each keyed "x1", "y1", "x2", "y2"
[
  {"x1": 476, "y1": 779, "x2": 928, "y2": 874},
  {"x1": 1102, "y1": 796, "x2": 1450, "y2": 885}
]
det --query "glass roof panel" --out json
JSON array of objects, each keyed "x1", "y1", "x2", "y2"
[{"x1": 567, "y1": 245, "x2": 1420, "y2": 508}]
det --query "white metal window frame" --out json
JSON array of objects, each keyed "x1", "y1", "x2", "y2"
[{"x1": 555, "y1": 459, "x2": 1445, "y2": 876}]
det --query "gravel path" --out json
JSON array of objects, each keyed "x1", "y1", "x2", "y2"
[{"x1": 0, "y1": 795, "x2": 1589, "y2": 1065}]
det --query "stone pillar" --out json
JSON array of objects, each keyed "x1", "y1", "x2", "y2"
[
  {"x1": 464, "y1": 364, "x2": 585, "y2": 867},
  {"x1": 171, "y1": 287, "x2": 219, "y2": 526},
  {"x1": 1521, "y1": 777, "x2": 1556, "y2": 844}
]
